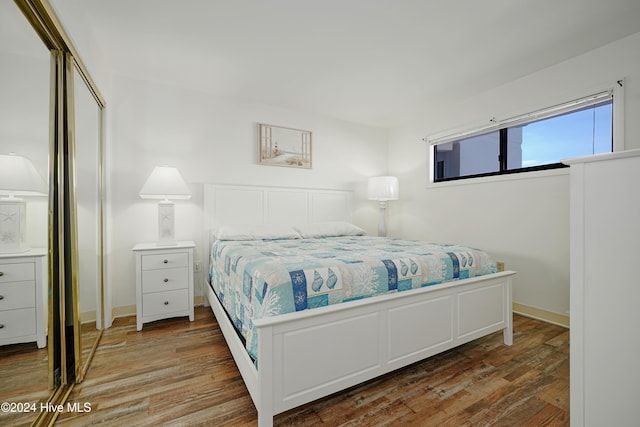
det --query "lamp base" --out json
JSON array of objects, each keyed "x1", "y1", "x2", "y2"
[
  {"x1": 157, "y1": 201, "x2": 177, "y2": 245},
  {"x1": 0, "y1": 200, "x2": 29, "y2": 253},
  {"x1": 377, "y1": 201, "x2": 388, "y2": 237}
]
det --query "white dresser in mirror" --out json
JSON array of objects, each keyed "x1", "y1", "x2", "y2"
[{"x1": 0, "y1": 249, "x2": 46, "y2": 348}]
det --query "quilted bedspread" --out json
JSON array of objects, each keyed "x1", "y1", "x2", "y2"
[{"x1": 209, "y1": 236, "x2": 497, "y2": 360}]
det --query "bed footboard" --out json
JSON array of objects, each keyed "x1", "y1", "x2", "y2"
[{"x1": 208, "y1": 271, "x2": 514, "y2": 427}]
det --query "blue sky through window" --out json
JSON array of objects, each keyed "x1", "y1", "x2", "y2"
[{"x1": 520, "y1": 102, "x2": 612, "y2": 167}]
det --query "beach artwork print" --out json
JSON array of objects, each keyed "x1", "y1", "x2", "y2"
[{"x1": 259, "y1": 123, "x2": 312, "y2": 169}]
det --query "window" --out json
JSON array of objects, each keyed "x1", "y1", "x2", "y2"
[{"x1": 431, "y1": 91, "x2": 614, "y2": 182}]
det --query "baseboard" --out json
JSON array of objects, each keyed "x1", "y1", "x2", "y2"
[
  {"x1": 513, "y1": 302, "x2": 569, "y2": 328},
  {"x1": 112, "y1": 304, "x2": 136, "y2": 319},
  {"x1": 80, "y1": 310, "x2": 96, "y2": 324}
]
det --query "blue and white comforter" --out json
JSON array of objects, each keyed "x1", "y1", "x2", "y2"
[{"x1": 209, "y1": 236, "x2": 497, "y2": 360}]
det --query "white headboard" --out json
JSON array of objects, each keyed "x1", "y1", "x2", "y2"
[{"x1": 203, "y1": 183, "x2": 354, "y2": 242}]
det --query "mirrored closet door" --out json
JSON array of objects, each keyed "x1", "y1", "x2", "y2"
[
  {"x1": 0, "y1": 0, "x2": 106, "y2": 425},
  {"x1": 0, "y1": 1, "x2": 56, "y2": 425}
]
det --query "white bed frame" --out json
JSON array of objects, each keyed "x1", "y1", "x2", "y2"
[{"x1": 203, "y1": 184, "x2": 515, "y2": 427}]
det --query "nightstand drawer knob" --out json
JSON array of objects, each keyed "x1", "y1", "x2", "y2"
[
  {"x1": 164, "y1": 301, "x2": 169, "y2": 305},
  {"x1": 163, "y1": 259, "x2": 168, "y2": 264},
  {"x1": 0, "y1": 324, "x2": 4, "y2": 329},
  {"x1": 0, "y1": 295, "x2": 4, "y2": 300},
  {"x1": 163, "y1": 278, "x2": 169, "y2": 283},
  {"x1": 0, "y1": 271, "x2": 4, "y2": 276}
]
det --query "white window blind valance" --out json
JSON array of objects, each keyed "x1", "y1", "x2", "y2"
[{"x1": 425, "y1": 90, "x2": 613, "y2": 146}]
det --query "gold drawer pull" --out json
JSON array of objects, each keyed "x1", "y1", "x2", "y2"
[
  {"x1": 163, "y1": 259, "x2": 168, "y2": 264},
  {"x1": 163, "y1": 301, "x2": 169, "y2": 306},
  {"x1": 163, "y1": 278, "x2": 169, "y2": 283}
]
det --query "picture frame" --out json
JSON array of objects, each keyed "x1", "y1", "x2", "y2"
[{"x1": 258, "y1": 123, "x2": 312, "y2": 169}]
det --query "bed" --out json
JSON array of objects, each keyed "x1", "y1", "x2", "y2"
[{"x1": 203, "y1": 184, "x2": 515, "y2": 427}]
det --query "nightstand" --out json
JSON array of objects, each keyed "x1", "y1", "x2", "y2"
[
  {"x1": 0, "y1": 249, "x2": 47, "y2": 348},
  {"x1": 133, "y1": 241, "x2": 195, "y2": 331}
]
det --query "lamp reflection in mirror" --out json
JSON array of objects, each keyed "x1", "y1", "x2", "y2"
[
  {"x1": 367, "y1": 176, "x2": 399, "y2": 237},
  {"x1": 0, "y1": 153, "x2": 47, "y2": 253},
  {"x1": 139, "y1": 165, "x2": 191, "y2": 245}
]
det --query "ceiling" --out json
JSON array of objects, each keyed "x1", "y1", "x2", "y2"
[{"x1": 50, "y1": 0, "x2": 640, "y2": 128}]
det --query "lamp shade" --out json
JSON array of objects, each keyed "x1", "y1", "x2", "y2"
[
  {"x1": 139, "y1": 166, "x2": 191, "y2": 200},
  {"x1": 367, "y1": 176, "x2": 399, "y2": 201},
  {"x1": 0, "y1": 153, "x2": 47, "y2": 196}
]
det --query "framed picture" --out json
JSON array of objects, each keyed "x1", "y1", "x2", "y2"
[{"x1": 258, "y1": 123, "x2": 312, "y2": 169}]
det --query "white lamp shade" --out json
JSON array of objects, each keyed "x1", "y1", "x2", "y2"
[
  {"x1": 139, "y1": 166, "x2": 191, "y2": 200},
  {"x1": 0, "y1": 153, "x2": 47, "y2": 196},
  {"x1": 367, "y1": 176, "x2": 399, "y2": 201}
]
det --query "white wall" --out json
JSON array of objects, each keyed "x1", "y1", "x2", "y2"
[
  {"x1": 388, "y1": 31, "x2": 640, "y2": 317},
  {"x1": 108, "y1": 76, "x2": 388, "y2": 311}
]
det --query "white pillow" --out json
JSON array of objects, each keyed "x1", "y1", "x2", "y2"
[
  {"x1": 213, "y1": 224, "x2": 301, "y2": 241},
  {"x1": 294, "y1": 221, "x2": 366, "y2": 238}
]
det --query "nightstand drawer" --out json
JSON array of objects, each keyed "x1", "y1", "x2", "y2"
[
  {"x1": 143, "y1": 289, "x2": 189, "y2": 317},
  {"x1": 142, "y1": 268, "x2": 188, "y2": 293},
  {"x1": 0, "y1": 263, "x2": 35, "y2": 283},
  {"x1": 0, "y1": 308, "x2": 37, "y2": 339},
  {"x1": 141, "y1": 252, "x2": 189, "y2": 270},
  {"x1": 0, "y1": 281, "x2": 36, "y2": 310}
]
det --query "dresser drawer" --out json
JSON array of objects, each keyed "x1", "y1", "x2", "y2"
[
  {"x1": 0, "y1": 308, "x2": 37, "y2": 339},
  {"x1": 142, "y1": 267, "x2": 188, "y2": 293},
  {"x1": 143, "y1": 289, "x2": 189, "y2": 317},
  {"x1": 141, "y1": 252, "x2": 189, "y2": 271},
  {"x1": 0, "y1": 281, "x2": 36, "y2": 310},
  {"x1": 0, "y1": 263, "x2": 35, "y2": 283}
]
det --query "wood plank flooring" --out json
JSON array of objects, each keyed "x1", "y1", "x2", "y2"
[
  {"x1": 54, "y1": 307, "x2": 569, "y2": 426},
  {"x1": 0, "y1": 322, "x2": 101, "y2": 427},
  {"x1": 0, "y1": 341, "x2": 50, "y2": 427}
]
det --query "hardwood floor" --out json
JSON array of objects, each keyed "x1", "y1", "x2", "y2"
[
  {"x1": 54, "y1": 307, "x2": 569, "y2": 426},
  {"x1": 0, "y1": 342, "x2": 50, "y2": 427}
]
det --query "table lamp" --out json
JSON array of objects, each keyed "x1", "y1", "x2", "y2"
[
  {"x1": 139, "y1": 165, "x2": 191, "y2": 245},
  {"x1": 0, "y1": 153, "x2": 47, "y2": 253},
  {"x1": 367, "y1": 176, "x2": 399, "y2": 237}
]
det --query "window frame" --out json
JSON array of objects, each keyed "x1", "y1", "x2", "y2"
[{"x1": 426, "y1": 83, "x2": 625, "y2": 186}]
